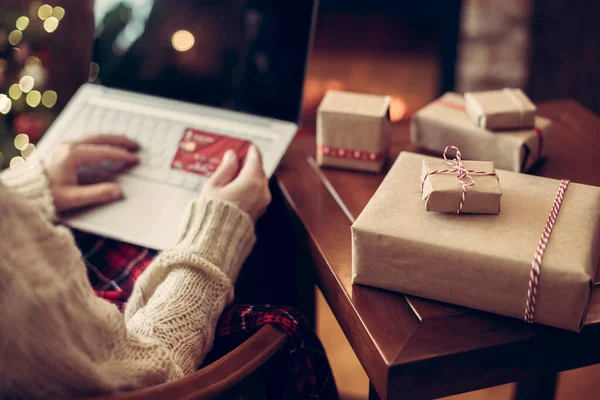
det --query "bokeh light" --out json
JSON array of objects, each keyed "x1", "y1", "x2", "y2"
[
  {"x1": 21, "y1": 143, "x2": 36, "y2": 159},
  {"x1": 43, "y1": 16, "x2": 59, "y2": 33},
  {"x1": 25, "y1": 56, "x2": 41, "y2": 67},
  {"x1": 38, "y1": 4, "x2": 53, "y2": 20},
  {"x1": 9, "y1": 84, "x2": 22, "y2": 100},
  {"x1": 0, "y1": 94, "x2": 9, "y2": 111},
  {"x1": 16, "y1": 16, "x2": 30, "y2": 31},
  {"x1": 171, "y1": 30, "x2": 195, "y2": 52},
  {"x1": 389, "y1": 97, "x2": 407, "y2": 122},
  {"x1": 52, "y1": 6, "x2": 65, "y2": 21},
  {"x1": 19, "y1": 75, "x2": 35, "y2": 92},
  {"x1": 29, "y1": 1, "x2": 42, "y2": 18},
  {"x1": 14, "y1": 134, "x2": 30, "y2": 151},
  {"x1": 26, "y1": 90, "x2": 42, "y2": 107},
  {"x1": 10, "y1": 156, "x2": 25, "y2": 169},
  {"x1": 8, "y1": 30, "x2": 23, "y2": 46},
  {"x1": 41, "y1": 90, "x2": 57, "y2": 108},
  {"x1": 88, "y1": 62, "x2": 100, "y2": 82},
  {"x1": 1, "y1": 98, "x2": 12, "y2": 114},
  {"x1": 0, "y1": 95, "x2": 11, "y2": 114}
]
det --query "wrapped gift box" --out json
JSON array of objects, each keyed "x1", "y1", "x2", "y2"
[
  {"x1": 465, "y1": 88, "x2": 536, "y2": 130},
  {"x1": 352, "y1": 151, "x2": 600, "y2": 332},
  {"x1": 421, "y1": 157, "x2": 501, "y2": 214},
  {"x1": 411, "y1": 93, "x2": 550, "y2": 172},
  {"x1": 317, "y1": 90, "x2": 392, "y2": 173}
]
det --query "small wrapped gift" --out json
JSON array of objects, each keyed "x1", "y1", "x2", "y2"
[
  {"x1": 421, "y1": 146, "x2": 501, "y2": 214},
  {"x1": 317, "y1": 90, "x2": 392, "y2": 173},
  {"x1": 352, "y1": 151, "x2": 600, "y2": 332},
  {"x1": 411, "y1": 93, "x2": 550, "y2": 172},
  {"x1": 464, "y1": 88, "x2": 536, "y2": 130}
]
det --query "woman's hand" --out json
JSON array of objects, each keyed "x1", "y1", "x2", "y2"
[
  {"x1": 44, "y1": 135, "x2": 139, "y2": 213},
  {"x1": 200, "y1": 145, "x2": 271, "y2": 221}
]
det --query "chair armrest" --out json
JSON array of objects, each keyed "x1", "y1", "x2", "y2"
[{"x1": 87, "y1": 325, "x2": 288, "y2": 400}]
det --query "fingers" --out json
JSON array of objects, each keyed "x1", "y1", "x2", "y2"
[
  {"x1": 74, "y1": 134, "x2": 140, "y2": 151},
  {"x1": 67, "y1": 144, "x2": 139, "y2": 167},
  {"x1": 235, "y1": 145, "x2": 265, "y2": 183},
  {"x1": 209, "y1": 150, "x2": 239, "y2": 187},
  {"x1": 53, "y1": 183, "x2": 124, "y2": 212}
]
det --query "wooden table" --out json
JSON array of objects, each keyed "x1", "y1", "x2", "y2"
[{"x1": 275, "y1": 99, "x2": 600, "y2": 399}]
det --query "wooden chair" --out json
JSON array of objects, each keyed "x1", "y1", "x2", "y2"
[{"x1": 87, "y1": 325, "x2": 287, "y2": 400}]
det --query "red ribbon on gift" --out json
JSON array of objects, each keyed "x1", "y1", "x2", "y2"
[
  {"x1": 524, "y1": 179, "x2": 570, "y2": 323},
  {"x1": 436, "y1": 99, "x2": 544, "y2": 165},
  {"x1": 420, "y1": 145, "x2": 497, "y2": 215},
  {"x1": 317, "y1": 145, "x2": 385, "y2": 163}
]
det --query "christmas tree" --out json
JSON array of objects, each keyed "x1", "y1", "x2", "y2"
[{"x1": 0, "y1": 1, "x2": 65, "y2": 170}]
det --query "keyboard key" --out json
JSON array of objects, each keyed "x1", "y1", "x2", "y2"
[
  {"x1": 167, "y1": 170, "x2": 187, "y2": 186},
  {"x1": 149, "y1": 145, "x2": 164, "y2": 156},
  {"x1": 129, "y1": 165, "x2": 168, "y2": 182},
  {"x1": 183, "y1": 174, "x2": 204, "y2": 191},
  {"x1": 148, "y1": 157, "x2": 163, "y2": 169}
]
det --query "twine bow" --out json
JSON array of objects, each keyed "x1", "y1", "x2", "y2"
[{"x1": 421, "y1": 146, "x2": 497, "y2": 214}]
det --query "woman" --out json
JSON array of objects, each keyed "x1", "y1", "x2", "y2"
[{"x1": 0, "y1": 135, "x2": 271, "y2": 398}]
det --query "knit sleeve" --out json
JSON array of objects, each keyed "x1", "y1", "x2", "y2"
[
  {"x1": 124, "y1": 198, "x2": 256, "y2": 374},
  {"x1": 0, "y1": 184, "x2": 256, "y2": 398},
  {"x1": 0, "y1": 156, "x2": 57, "y2": 220}
]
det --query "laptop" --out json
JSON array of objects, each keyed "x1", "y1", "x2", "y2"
[{"x1": 37, "y1": 0, "x2": 317, "y2": 250}]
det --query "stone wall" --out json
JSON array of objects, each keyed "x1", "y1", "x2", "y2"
[{"x1": 456, "y1": 0, "x2": 533, "y2": 93}]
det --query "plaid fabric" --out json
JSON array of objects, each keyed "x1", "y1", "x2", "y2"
[{"x1": 73, "y1": 230, "x2": 338, "y2": 400}]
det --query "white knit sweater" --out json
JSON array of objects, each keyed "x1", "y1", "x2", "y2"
[{"x1": 0, "y1": 157, "x2": 256, "y2": 399}]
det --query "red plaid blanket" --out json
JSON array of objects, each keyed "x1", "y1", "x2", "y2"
[{"x1": 73, "y1": 230, "x2": 337, "y2": 400}]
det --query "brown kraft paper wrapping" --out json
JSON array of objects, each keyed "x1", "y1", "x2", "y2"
[
  {"x1": 352, "y1": 152, "x2": 600, "y2": 332},
  {"x1": 421, "y1": 159, "x2": 501, "y2": 214},
  {"x1": 464, "y1": 88, "x2": 536, "y2": 130},
  {"x1": 317, "y1": 90, "x2": 392, "y2": 173},
  {"x1": 411, "y1": 93, "x2": 550, "y2": 172}
]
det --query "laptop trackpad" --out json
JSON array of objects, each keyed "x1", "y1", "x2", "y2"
[{"x1": 64, "y1": 175, "x2": 198, "y2": 250}]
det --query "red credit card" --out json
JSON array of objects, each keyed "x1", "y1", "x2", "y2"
[{"x1": 171, "y1": 128, "x2": 251, "y2": 177}]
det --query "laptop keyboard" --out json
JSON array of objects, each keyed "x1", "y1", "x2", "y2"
[{"x1": 62, "y1": 102, "x2": 274, "y2": 191}]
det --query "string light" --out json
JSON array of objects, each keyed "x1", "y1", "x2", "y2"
[
  {"x1": 26, "y1": 90, "x2": 42, "y2": 107},
  {"x1": 43, "y1": 16, "x2": 59, "y2": 33},
  {"x1": 16, "y1": 16, "x2": 30, "y2": 31},
  {"x1": 38, "y1": 4, "x2": 53, "y2": 20},
  {"x1": 14, "y1": 134, "x2": 29, "y2": 151},
  {"x1": 21, "y1": 144, "x2": 36, "y2": 159},
  {"x1": 8, "y1": 30, "x2": 23, "y2": 46},
  {"x1": 10, "y1": 156, "x2": 25, "y2": 169},
  {"x1": 9, "y1": 84, "x2": 22, "y2": 100},
  {"x1": 171, "y1": 30, "x2": 195, "y2": 52},
  {"x1": 52, "y1": 6, "x2": 65, "y2": 21},
  {"x1": 19, "y1": 76, "x2": 34, "y2": 93},
  {"x1": 41, "y1": 90, "x2": 57, "y2": 108}
]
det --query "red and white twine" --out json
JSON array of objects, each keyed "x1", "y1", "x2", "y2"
[
  {"x1": 524, "y1": 179, "x2": 570, "y2": 323},
  {"x1": 421, "y1": 146, "x2": 497, "y2": 214}
]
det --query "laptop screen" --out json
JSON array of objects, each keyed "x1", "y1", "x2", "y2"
[{"x1": 90, "y1": 0, "x2": 316, "y2": 123}]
